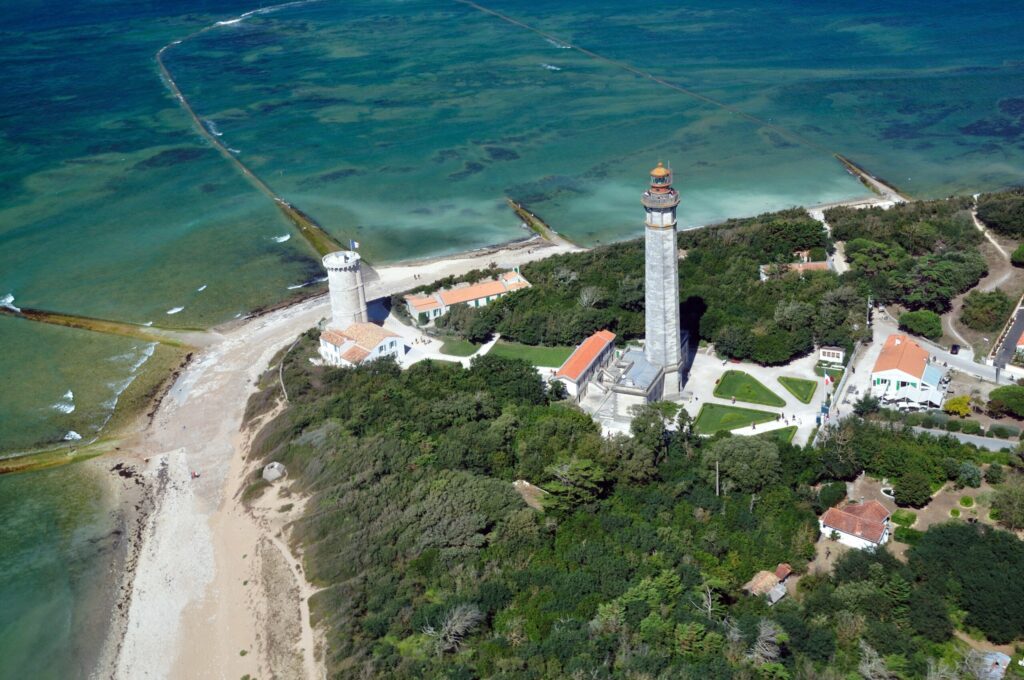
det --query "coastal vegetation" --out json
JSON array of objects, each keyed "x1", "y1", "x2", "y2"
[
  {"x1": 248, "y1": 343, "x2": 1024, "y2": 677},
  {"x1": 959, "y1": 289, "x2": 1014, "y2": 332},
  {"x1": 976, "y1": 187, "x2": 1024, "y2": 237},
  {"x1": 827, "y1": 198, "x2": 987, "y2": 313},
  {"x1": 897, "y1": 309, "x2": 942, "y2": 340}
]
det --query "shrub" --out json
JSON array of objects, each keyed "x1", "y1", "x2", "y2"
[
  {"x1": 1013, "y1": 243, "x2": 1024, "y2": 267},
  {"x1": 817, "y1": 481, "x2": 847, "y2": 511},
  {"x1": 943, "y1": 395, "x2": 972, "y2": 418},
  {"x1": 899, "y1": 310, "x2": 943, "y2": 340},
  {"x1": 895, "y1": 471, "x2": 934, "y2": 508},
  {"x1": 960, "y1": 289, "x2": 1013, "y2": 332},
  {"x1": 961, "y1": 420, "x2": 982, "y2": 435},
  {"x1": 958, "y1": 462, "x2": 983, "y2": 488},
  {"x1": 959, "y1": 496, "x2": 975, "y2": 508},
  {"x1": 987, "y1": 385, "x2": 1024, "y2": 418},
  {"x1": 945, "y1": 420, "x2": 962, "y2": 432},
  {"x1": 989, "y1": 424, "x2": 1020, "y2": 439},
  {"x1": 985, "y1": 463, "x2": 1005, "y2": 484},
  {"x1": 978, "y1": 188, "x2": 1024, "y2": 238},
  {"x1": 853, "y1": 394, "x2": 880, "y2": 417},
  {"x1": 950, "y1": 508, "x2": 961, "y2": 518}
]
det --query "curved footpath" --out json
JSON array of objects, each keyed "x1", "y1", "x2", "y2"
[{"x1": 102, "y1": 239, "x2": 574, "y2": 680}]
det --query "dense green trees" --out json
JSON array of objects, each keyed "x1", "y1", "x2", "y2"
[
  {"x1": 250, "y1": 334, "x2": 1024, "y2": 678},
  {"x1": 977, "y1": 187, "x2": 1024, "y2": 237},
  {"x1": 987, "y1": 384, "x2": 1024, "y2": 418},
  {"x1": 960, "y1": 289, "x2": 1013, "y2": 332},
  {"x1": 827, "y1": 199, "x2": 987, "y2": 312},
  {"x1": 908, "y1": 523, "x2": 1024, "y2": 643},
  {"x1": 898, "y1": 310, "x2": 942, "y2": 339}
]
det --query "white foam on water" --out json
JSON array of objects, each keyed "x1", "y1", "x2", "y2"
[
  {"x1": 62, "y1": 390, "x2": 73, "y2": 400},
  {"x1": 215, "y1": 17, "x2": 243, "y2": 26},
  {"x1": 286, "y1": 275, "x2": 328, "y2": 290},
  {"x1": 202, "y1": 120, "x2": 222, "y2": 137},
  {"x1": 63, "y1": 431, "x2": 82, "y2": 441},
  {"x1": 545, "y1": 38, "x2": 571, "y2": 48},
  {"x1": 166, "y1": 306, "x2": 184, "y2": 315},
  {"x1": 130, "y1": 343, "x2": 158, "y2": 373},
  {"x1": 196, "y1": 284, "x2": 208, "y2": 292},
  {"x1": 541, "y1": 63, "x2": 562, "y2": 71},
  {"x1": 1, "y1": 293, "x2": 20, "y2": 312},
  {"x1": 228, "y1": 148, "x2": 241, "y2": 154},
  {"x1": 52, "y1": 390, "x2": 75, "y2": 414},
  {"x1": 143, "y1": 321, "x2": 154, "y2": 326},
  {"x1": 271, "y1": 234, "x2": 291, "y2": 243}
]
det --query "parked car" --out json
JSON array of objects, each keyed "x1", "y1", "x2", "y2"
[{"x1": 950, "y1": 344, "x2": 961, "y2": 355}]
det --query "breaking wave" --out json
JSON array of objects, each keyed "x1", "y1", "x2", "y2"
[
  {"x1": 287, "y1": 275, "x2": 328, "y2": 290},
  {"x1": 541, "y1": 63, "x2": 562, "y2": 71},
  {"x1": 197, "y1": 284, "x2": 208, "y2": 292},
  {"x1": 272, "y1": 234, "x2": 291, "y2": 243},
  {"x1": 63, "y1": 430, "x2": 82, "y2": 441},
  {"x1": 545, "y1": 38, "x2": 571, "y2": 49},
  {"x1": 1, "y1": 293, "x2": 20, "y2": 312},
  {"x1": 166, "y1": 306, "x2": 184, "y2": 315},
  {"x1": 52, "y1": 390, "x2": 75, "y2": 414}
]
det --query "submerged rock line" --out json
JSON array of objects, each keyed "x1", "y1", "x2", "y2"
[{"x1": 156, "y1": 0, "x2": 344, "y2": 258}]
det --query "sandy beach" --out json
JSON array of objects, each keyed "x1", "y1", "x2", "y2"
[{"x1": 100, "y1": 237, "x2": 579, "y2": 679}]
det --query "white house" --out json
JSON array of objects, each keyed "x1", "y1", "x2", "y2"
[
  {"x1": 819, "y1": 346, "x2": 845, "y2": 365},
  {"x1": 319, "y1": 322, "x2": 402, "y2": 367},
  {"x1": 870, "y1": 334, "x2": 945, "y2": 408},
  {"x1": 553, "y1": 330, "x2": 616, "y2": 400},
  {"x1": 404, "y1": 269, "x2": 530, "y2": 324},
  {"x1": 819, "y1": 500, "x2": 891, "y2": 550}
]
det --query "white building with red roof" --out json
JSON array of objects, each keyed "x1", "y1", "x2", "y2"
[
  {"x1": 553, "y1": 330, "x2": 617, "y2": 400},
  {"x1": 319, "y1": 321, "x2": 402, "y2": 368},
  {"x1": 819, "y1": 500, "x2": 891, "y2": 550},
  {"x1": 403, "y1": 269, "x2": 530, "y2": 324},
  {"x1": 870, "y1": 334, "x2": 945, "y2": 408}
]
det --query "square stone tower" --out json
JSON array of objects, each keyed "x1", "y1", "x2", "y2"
[{"x1": 641, "y1": 162, "x2": 683, "y2": 397}]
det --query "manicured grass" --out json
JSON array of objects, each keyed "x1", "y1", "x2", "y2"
[
  {"x1": 778, "y1": 376, "x2": 817, "y2": 404},
  {"x1": 713, "y1": 370, "x2": 785, "y2": 407},
  {"x1": 959, "y1": 496, "x2": 974, "y2": 508},
  {"x1": 693, "y1": 403, "x2": 778, "y2": 435},
  {"x1": 814, "y1": 364, "x2": 844, "y2": 381},
  {"x1": 892, "y1": 509, "x2": 917, "y2": 527},
  {"x1": 762, "y1": 426, "x2": 797, "y2": 444},
  {"x1": 489, "y1": 341, "x2": 574, "y2": 367},
  {"x1": 439, "y1": 336, "x2": 479, "y2": 357},
  {"x1": 950, "y1": 508, "x2": 961, "y2": 518},
  {"x1": 894, "y1": 527, "x2": 923, "y2": 545}
]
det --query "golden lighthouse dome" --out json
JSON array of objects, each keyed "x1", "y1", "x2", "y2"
[{"x1": 650, "y1": 162, "x2": 671, "y2": 178}]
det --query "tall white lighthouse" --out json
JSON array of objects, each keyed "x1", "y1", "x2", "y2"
[
  {"x1": 641, "y1": 162, "x2": 683, "y2": 396},
  {"x1": 323, "y1": 249, "x2": 367, "y2": 329}
]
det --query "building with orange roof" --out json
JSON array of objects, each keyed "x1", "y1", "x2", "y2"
[
  {"x1": 870, "y1": 334, "x2": 946, "y2": 408},
  {"x1": 819, "y1": 500, "x2": 891, "y2": 550},
  {"x1": 553, "y1": 330, "x2": 617, "y2": 400},
  {"x1": 403, "y1": 268, "x2": 530, "y2": 324},
  {"x1": 319, "y1": 321, "x2": 402, "y2": 368}
]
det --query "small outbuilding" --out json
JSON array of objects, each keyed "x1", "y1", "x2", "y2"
[{"x1": 262, "y1": 461, "x2": 287, "y2": 483}]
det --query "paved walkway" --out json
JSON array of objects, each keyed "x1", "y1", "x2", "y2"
[
  {"x1": 910, "y1": 427, "x2": 1014, "y2": 451},
  {"x1": 685, "y1": 350, "x2": 826, "y2": 445},
  {"x1": 382, "y1": 314, "x2": 500, "y2": 368}
]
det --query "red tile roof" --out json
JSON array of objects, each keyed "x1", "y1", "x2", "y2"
[
  {"x1": 555, "y1": 330, "x2": 616, "y2": 382},
  {"x1": 791, "y1": 261, "x2": 829, "y2": 272},
  {"x1": 405, "y1": 294, "x2": 442, "y2": 312},
  {"x1": 843, "y1": 500, "x2": 891, "y2": 525},
  {"x1": 774, "y1": 563, "x2": 793, "y2": 581},
  {"x1": 821, "y1": 503, "x2": 889, "y2": 544},
  {"x1": 341, "y1": 345, "x2": 370, "y2": 363},
  {"x1": 873, "y1": 334, "x2": 928, "y2": 378},
  {"x1": 440, "y1": 280, "x2": 508, "y2": 306}
]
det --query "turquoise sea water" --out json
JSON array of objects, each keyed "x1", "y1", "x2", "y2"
[{"x1": 0, "y1": 1, "x2": 1022, "y2": 676}]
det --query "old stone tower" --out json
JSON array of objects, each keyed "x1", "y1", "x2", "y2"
[
  {"x1": 323, "y1": 250, "x2": 367, "y2": 329},
  {"x1": 641, "y1": 162, "x2": 683, "y2": 396}
]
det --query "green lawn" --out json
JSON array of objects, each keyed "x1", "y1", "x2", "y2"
[
  {"x1": 489, "y1": 340, "x2": 574, "y2": 367},
  {"x1": 713, "y1": 370, "x2": 786, "y2": 407},
  {"x1": 439, "y1": 336, "x2": 479, "y2": 357},
  {"x1": 778, "y1": 376, "x2": 817, "y2": 404},
  {"x1": 693, "y1": 403, "x2": 779, "y2": 435},
  {"x1": 768, "y1": 426, "x2": 797, "y2": 444},
  {"x1": 814, "y1": 364, "x2": 844, "y2": 381},
  {"x1": 892, "y1": 509, "x2": 917, "y2": 527}
]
